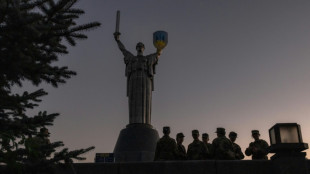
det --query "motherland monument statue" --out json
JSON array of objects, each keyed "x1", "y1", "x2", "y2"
[{"x1": 113, "y1": 11, "x2": 168, "y2": 162}]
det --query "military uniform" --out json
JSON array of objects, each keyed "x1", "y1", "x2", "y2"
[
  {"x1": 245, "y1": 130, "x2": 269, "y2": 160},
  {"x1": 245, "y1": 139, "x2": 269, "y2": 160},
  {"x1": 187, "y1": 130, "x2": 208, "y2": 160},
  {"x1": 232, "y1": 142, "x2": 244, "y2": 160},
  {"x1": 176, "y1": 143, "x2": 187, "y2": 160},
  {"x1": 175, "y1": 133, "x2": 187, "y2": 160},
  {"x1": 25, "y1": 128, "x2": 51, "y2": 161},
  {"x1": 154, "y1": 127, "x2": 177, "y2": 161},
  {"x1": 229, "y1": 131, "x2": 244, "y2": 160},
  {"x1": 202, "y1": 133, "x2": 213, "y2": 159},
  {"x1": 204, "y1": 143, "x2": 213, "y2": 159},
  {"x1": 212, "y1": 128, "x2": 235, "y2": 160},
  {"x1": 187, "y1": 140, "x2": 208, "y2": 160}
]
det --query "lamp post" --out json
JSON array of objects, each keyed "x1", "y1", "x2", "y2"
[
  {"x1": 269, "y1": 123, "x2": 308, "y2": 157},
  {"x1": 269, "y1": 123, "x2": 309, "y2": 174}
]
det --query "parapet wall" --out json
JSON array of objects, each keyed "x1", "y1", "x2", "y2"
[
  {"x1": 54, "y1": 160, "x2": 275, "y2": 174},
  {"x1": 2, "y1": 160, "x2": 309, "y2": 174}
]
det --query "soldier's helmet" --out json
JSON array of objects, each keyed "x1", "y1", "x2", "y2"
[
  {"x1": 202, "y1": 133, "x2": 209, "y2": 139},
  {"x1": 163, "y1": 126, "x2": 170, "y2": 134},
  {"x1": 251, "y1": 130, "x2": 260, "y2": 135},
  {"x1": 136, "y1": 42, "x2": 145, "y2": 49},
  {"x1": 229, "y1": 131, "x2": 237, "y2": 137},
  {"x1": 215, "y1": 127, "x2": 226, "y2": 135},
  {"x1": 39, "y1": 127, "x2": 50, "y2": 137},
  {"x1": 176, "y1": 133, "x2": 185, "y2": 138},
  {"x1": 40, "y1": 127, "x2": 48, "y2": 133},
  {"x1": 192, "y1": 129, "x2": 199, "y2": 135}
]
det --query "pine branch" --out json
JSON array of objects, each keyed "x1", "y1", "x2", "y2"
[
  {"x1": 0, "y1": 89, "x2": 48, "y2": 112},
  {"x1": 65, "y1": 9, "x2": 84, "y2": 15},
  {"x1": 65, "y1": 35, "x2": 75, "y2": 46},
  {"x1": 53, "y1": 146, "x2": 95, "y2": 164},
  {"x1": 20, "y1": 0, "x2": 50, "y2": 11},
  {"x1": 61, "y1": 0, "x2": 78, "y2": 12},
  {"x1": 70, "y1": 33, "x2": 87, "y2": 39},
  {"x1": 38, "y1": 2, "x2": 49, "y2": 16},
  {"x1": 54, "y1": 0, "x2": 76, "y2": 13},
  {"x1": 69, "y1": 22, "x2": 101, "y2": 33}
]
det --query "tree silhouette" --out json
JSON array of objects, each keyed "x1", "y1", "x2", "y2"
[{"x1": 0, "y1": 0, "x2": 100, "y2": 173}]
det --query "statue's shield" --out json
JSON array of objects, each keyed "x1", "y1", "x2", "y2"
[{"x1": 153, "y1": 31, "x2": 168, "y2": 50}]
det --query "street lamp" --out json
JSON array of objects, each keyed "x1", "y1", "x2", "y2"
[
  {"x1": 269, "y1": 123, "x2": 309, "y2": 174},
  {"x1": 269, "y1": 123, "x2": 308, "y2": 159}
]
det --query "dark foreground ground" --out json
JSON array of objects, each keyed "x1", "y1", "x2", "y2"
[{"x1": 1, "y1": 160, "x2": 309, "y2": 174}]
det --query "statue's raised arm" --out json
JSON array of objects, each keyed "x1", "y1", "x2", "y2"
[{"x1": 114, "y1": 32, "x2": 134, "y2": 58}]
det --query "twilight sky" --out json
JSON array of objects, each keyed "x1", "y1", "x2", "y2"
[{"x1": 23, "y1": 0, "x2": 310, "y2": 161}]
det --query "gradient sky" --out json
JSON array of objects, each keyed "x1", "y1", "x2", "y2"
[{"x1": 21, "y1": 0, "x2": 310, "y2": 162}]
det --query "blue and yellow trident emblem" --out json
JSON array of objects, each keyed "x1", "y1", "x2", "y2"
[{"x1": 153, "y1": 31, "x2": 168, "y2": 51}]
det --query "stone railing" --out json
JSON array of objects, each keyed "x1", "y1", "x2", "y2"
[
  {"x1": 1, "y1": 159, "x2": 309, "y2": 174},
  {"x1": 52, "y1": 160, "x2": 310, "y2": 174}
]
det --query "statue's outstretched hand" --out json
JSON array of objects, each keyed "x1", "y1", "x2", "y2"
[
  {"x1": 156, "y1": 49, "x2": 162, "y2": 56},
  {"x1": 114, "y1": 32, "x2": 121, "y2": 41}
]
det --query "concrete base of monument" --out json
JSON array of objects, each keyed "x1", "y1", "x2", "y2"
[{"x1": 113, "y1": 123, "x2": 159, "y2": 162}]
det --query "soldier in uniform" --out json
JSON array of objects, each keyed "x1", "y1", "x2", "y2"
[
  {"x1": 212, "y1": 127, "x2": 235, "y2": 160},
  {"x1": 154, "y1": 126, "x2": 177, "y2": 161},
  {"x1": 25, "y1": 127, "x2": 52, "y2": 162},
  {"x1": 187, "y1": 130, "x2": 208, "y2": 160},
  {"x1": 37, "y1": 128, "x2": 51, "y2": 145},
  {"x1": 229, "y1": 131, "x2": 244, "y2": 160},
  {"x1": 175, "y1": 133, "x2": 187, "y2": 160},
  {"x1": 202, "y1": 133, "x2": 213, "y2": 159},
  {"x1": 245, "y1": 130, "x2": 269, "y2": 160}
]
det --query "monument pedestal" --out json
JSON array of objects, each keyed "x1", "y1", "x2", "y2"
[
  {"x1": 113, "y1": 123, "x2": 159, "y2": 162},
  {"x1": 272, "y1": 152, "x2": 309, "y2": 174}
]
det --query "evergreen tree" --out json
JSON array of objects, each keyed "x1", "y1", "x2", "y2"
[{"x1": 0, "y1": 0, "x2": 100, "y2": 173}]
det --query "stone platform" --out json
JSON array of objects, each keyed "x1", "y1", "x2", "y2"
[{"x1": 113, "y1": 123, "x2": 159, "y2": 162}]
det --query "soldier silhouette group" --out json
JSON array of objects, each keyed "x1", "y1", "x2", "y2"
[{"x1": 154, "y1": 127, "x2": 269, "y2": 161}]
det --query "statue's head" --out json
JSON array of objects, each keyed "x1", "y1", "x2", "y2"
[{"x1": 136, "y1": 42, "x2": 145, "y2": 55}]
